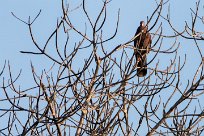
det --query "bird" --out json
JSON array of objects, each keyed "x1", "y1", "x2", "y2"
[{"x1": 134, "y1": 21, "x2": 152, "y2": 77}]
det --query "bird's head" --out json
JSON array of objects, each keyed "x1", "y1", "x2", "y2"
[{"x1": 140, "y1": 21, "x2": 145, "y2": 27}]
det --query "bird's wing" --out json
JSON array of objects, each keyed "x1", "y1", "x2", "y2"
[
  {"x1": 143, "y1": 32, "x2": 151, "y2": 53},
  {"x1": 134, "y1": 27, "x2": 141, "y2": 47}
]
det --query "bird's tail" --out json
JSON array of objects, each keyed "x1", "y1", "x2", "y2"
[{"x1": 137, "y1": 55, "x2": 147, "y2": 77}]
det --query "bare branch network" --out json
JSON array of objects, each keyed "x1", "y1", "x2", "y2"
[{"x1": 1, "y1": 0, "x2": 204, "y2": 135}]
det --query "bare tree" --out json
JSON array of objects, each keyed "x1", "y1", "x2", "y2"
[{"x1": 1, "y1": 0, "x2": 204, "y2": 135}]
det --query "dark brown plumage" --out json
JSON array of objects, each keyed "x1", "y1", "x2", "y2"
[{"x1": 134, "y1": 21, "x2": 151, "y2": 77}]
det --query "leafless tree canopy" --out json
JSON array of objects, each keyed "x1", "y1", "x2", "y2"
[{"x1": 1, "y1": 0, "x2": 204, "y2": 135}]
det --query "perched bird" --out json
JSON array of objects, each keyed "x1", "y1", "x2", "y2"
[{"x1": 134, "y1": 21, "x2": 151, "y2": 77}]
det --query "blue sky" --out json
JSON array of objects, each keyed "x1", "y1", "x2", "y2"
[
  {"x1": 0, "y1": 0, "x2": 201, "y2": 71},
  {"x1": 0, "y1": 0, "x2": 203, "y2": 135},
  {"x1": 0, "y1": 0, "x2": 202, "y2": 88}
]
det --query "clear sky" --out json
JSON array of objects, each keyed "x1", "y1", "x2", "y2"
[
  {"x1": 0, "y1": 0, "x2": 202, "y2": 75},
  {"x1": 0, "y1": 0, "x2": 203, "y2": 135}
]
